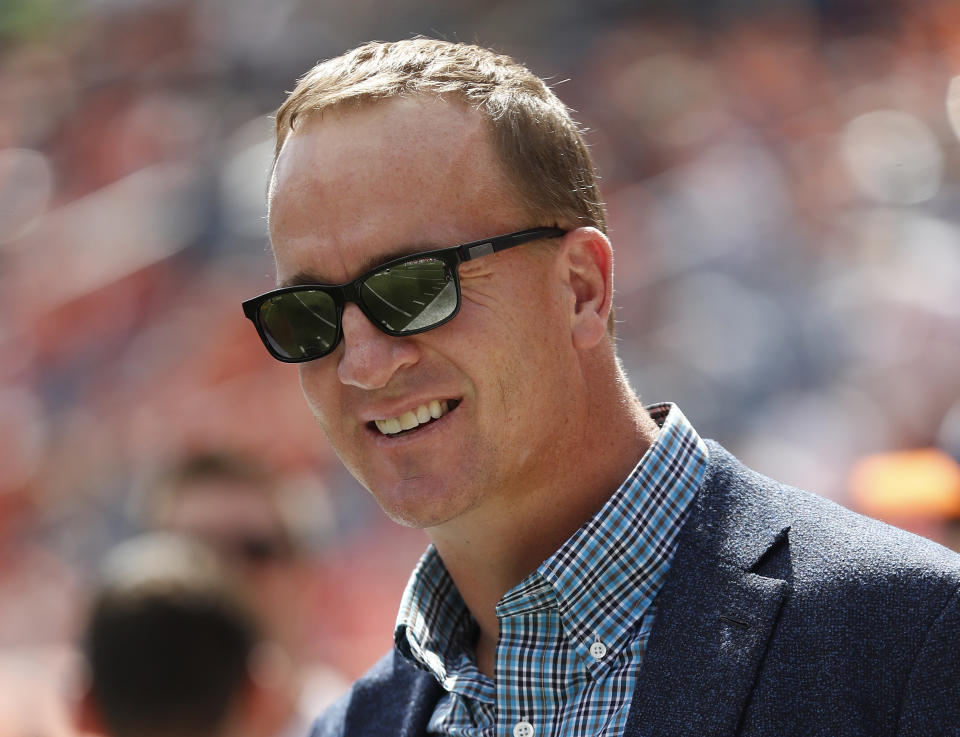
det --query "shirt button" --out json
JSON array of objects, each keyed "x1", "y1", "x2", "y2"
[
  {"x1": 589, "y1": 640, "x2": 608, "y2": 660},
  {"x1": 513, "y1": 720, "x2": 535, "y2": 737}
]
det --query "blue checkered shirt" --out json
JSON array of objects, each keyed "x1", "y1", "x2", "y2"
[{"x1": 394, "y1": 403, "x2": 709, "y2": 737}]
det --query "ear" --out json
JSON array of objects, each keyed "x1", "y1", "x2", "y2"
[{"x1": 557, "y1": 227, "x2": 613, "y2": 350}]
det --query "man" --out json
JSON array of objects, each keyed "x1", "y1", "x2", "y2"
[
  {"x1": 241, "y1": 39, "x2": 960, "y2": 736},
  {"x1": 144, "y1": 452, "x2": 312, "y2": 666},
  {"x1": 76, "y1": 534, "x2": 289, "y2": 737},
  {"x1": 143, "y1": 452, "x2": 347, "y2": 733}
]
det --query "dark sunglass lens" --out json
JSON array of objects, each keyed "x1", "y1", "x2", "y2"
[
  {"x1": 360, "y1": 257, "x2": 457, "y2": 333},
  {"x1": 259, "y1": 290, "x2": 338, "y2": 360}
]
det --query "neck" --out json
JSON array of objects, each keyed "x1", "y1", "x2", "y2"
[{"x1": 426, "y1": 367, "x2": 658, "y2": 677}]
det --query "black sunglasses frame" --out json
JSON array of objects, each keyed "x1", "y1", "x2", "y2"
[{"x1": 242, "y1": 226, "x2": 567, "y2": 363}]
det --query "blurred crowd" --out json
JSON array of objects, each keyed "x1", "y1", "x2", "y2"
[{"x1": 1, "y1": 0, "x2": 960, "y2": 735}]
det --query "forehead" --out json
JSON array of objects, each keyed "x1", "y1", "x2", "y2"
[{"x1": 268, "y1": 96, "x2": 528, "y2": 283}]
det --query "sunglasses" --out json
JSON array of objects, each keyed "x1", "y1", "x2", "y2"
[{"x1": 242, "y1": 226, "x2": 566, "y2": 363}]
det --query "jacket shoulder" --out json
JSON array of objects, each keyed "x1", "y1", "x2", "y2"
[
  {"x1": 701, "y1": 439, "x2": 960, "y2": 591},
  {"x1": 674, "y1": 442, "x2": 960, "y2": 734}
]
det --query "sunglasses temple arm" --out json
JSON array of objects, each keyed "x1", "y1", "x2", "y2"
[{"x1": 458, "y1": 228, "x2": 565, "y2": 263}]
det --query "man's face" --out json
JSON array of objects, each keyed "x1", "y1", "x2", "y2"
[
  {"x1": 268, "y1": 97, "x2": 579, "y2": 530},
  {"x1": 158, "y1": 481, "x2": 308, "y2": 654}
]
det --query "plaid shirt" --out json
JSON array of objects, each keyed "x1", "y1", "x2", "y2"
[{"x1": 394, "y1": 403, "x2": 709, "y2": 737}]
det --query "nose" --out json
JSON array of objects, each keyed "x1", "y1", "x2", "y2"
[{"x1": 337, "y1": 303, "x2": 420, "y2": 389}]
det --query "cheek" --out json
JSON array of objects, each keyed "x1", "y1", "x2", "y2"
[
  {"x1": 460, "y1": 273, "x2": 569, "y2": 368},
  {"x1": 461, "y1": 278, "x2": 554, "y2": 343},
  {"x1": 298, "y1": 362, "x2": 340, "y2": 427}
]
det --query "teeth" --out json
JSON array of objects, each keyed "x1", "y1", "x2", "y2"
[
  {"x1": 375, "y1": 417, "x2": 401, "y2": 434},
  {"x1": 375, "y1": 401, "x2": 453, "y2": 435}
]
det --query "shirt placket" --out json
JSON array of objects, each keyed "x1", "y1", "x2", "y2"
[{"x1": 494, "y1": 576, "x2": 561, "y2": 737}]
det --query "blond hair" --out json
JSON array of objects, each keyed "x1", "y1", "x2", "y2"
[{"x1": 273, "y1": 38, "x2": 606, "y2": 234}]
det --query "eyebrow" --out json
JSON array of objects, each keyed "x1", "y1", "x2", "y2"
[{"x1": 277, "y1": 240, "x2": 450, "y2": 288}]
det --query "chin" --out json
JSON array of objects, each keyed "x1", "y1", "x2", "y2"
[{"x1": 370, "y1": 475, "x2": 477, "y2": 530}]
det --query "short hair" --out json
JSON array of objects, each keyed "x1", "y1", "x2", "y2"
[
  {"x1": 274, "y1": 38, "x2": 606, "y2": 235},
  {"x1": 274, "y1": 38, "x2": 614, "y2": 334},
  {"x1": 82, "y1": 535, "x2": 259, "y2": 737}
]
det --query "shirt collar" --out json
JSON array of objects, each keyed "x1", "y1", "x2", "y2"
[
  {"x1": 394, "y1": 546, "x2": 485, "y2": 693},
  {"x1": 532, "y1": 402, "x2": 708, "y2": 675},
  {"x1": 394, "y1": 403, "x2": 709, "y2": 684}
]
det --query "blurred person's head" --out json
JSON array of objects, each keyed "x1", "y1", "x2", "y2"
[
  {"x1": 142, "y1": 452, "x2": 311, "y2": 665},
  {"x1": 76, "y1": 534, "x2": 289, "y2": 737}
]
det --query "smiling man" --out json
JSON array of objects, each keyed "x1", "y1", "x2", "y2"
[{"x1": 243, "y1": 39, "x2": 960, "y2": 737}]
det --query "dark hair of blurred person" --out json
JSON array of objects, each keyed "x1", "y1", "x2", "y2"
[{"x1": 76, "y1": 534, "x2": 288, "y2": 737}]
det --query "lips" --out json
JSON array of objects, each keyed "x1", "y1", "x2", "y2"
[{"x1": 372, "y1": 399, "x2": 457, "y2": 435}]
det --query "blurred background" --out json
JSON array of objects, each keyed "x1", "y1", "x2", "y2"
[{"x1": 2, "y1": 0, "x2": 960, "y2": 734}]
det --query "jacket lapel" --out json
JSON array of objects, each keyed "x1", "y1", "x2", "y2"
[
  {"x1": 344, "y1": 651, "x2": 443, "y2": 737},
  {"x1": 624, "y1": 442, "x2": 793, "y2": 737}
]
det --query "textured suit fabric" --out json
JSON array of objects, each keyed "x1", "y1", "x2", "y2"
[{"x1": 310, "y1": 442, "x2": 960, "y2": 737}]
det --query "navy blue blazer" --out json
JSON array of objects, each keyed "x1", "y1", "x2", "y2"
[{"x1": 312, "y1": 442, "x2": 960, "y2": 736}]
